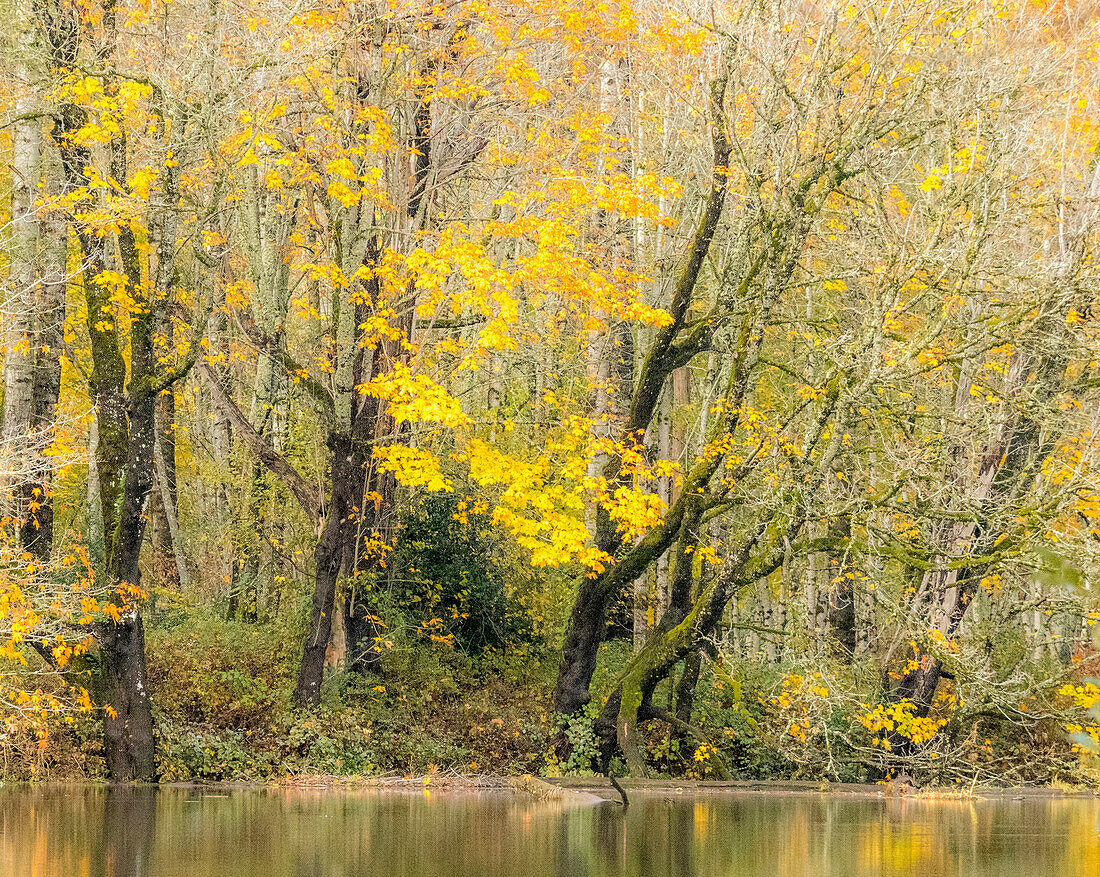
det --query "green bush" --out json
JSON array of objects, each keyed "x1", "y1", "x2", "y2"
[
  {"x1": 384, "y1": 492, "x2": 532, "y2": 653},
  {"x1": 283, "y1": 710, "x2": 379, "y2": 775},
  {"x1": 156, "y1": 720, "x2": 277, "y2": 781}
]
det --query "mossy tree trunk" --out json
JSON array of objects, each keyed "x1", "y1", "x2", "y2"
[
  {"x1": 553, "y1": 59, "x2": 734, "y2": 717},
  {"x1": 294, "y1": 433, "x2": 360, "y2": 707},
  {"x1": 590, "y1": 184, "x2": 855, "y2": 771},
  {"x1": 43, "y1": 0, "x2": 208, "y2": 780}
]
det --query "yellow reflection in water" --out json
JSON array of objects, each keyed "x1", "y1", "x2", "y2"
[{"x1": 2, "y1": 787, "x2": 1100, "y2": 877}]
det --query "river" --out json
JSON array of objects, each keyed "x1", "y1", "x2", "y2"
[{"x1": 0, "y1": 784, "x2": 1098, "y2": 875}]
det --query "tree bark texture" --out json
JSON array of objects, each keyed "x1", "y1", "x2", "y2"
[{"x1": 45, "y1": 9, "x2": 161, "y2": 777}]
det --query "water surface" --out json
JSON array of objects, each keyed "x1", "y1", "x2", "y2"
[{"x1": 1, "y1": 785, "x2": 1098, "y2": 876}]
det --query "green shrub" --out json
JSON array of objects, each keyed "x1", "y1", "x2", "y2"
[
  {"x1": 283, "y1": 710, "x2": 379, "y2": 775},
  {"x1": 383, "y1": 492, "x2": 532, "y2": 653},
  {"x1": 156, "y1": 719, "x2": 277, "y2": 781}
]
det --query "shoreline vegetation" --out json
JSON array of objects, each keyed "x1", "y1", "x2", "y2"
[
  {"x1": 4, "y1": 0, "x2": 1100, "y2": 788},
  {"x1": 5, "y1": 630, "x2": 1100, "y2": 787}
]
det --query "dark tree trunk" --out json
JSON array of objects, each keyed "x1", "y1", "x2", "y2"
[
  {"x1": 341, "y1": 441, "x2": 395, "y2": 674},
  {"x1": 97, "y1": 612, "x2": 157, "y2": 782},
  {"x1": 75, "y1": 222, "x2": 159, "y2": 781},
  {"x1": 42, "y1": 0, "x2": 211, "y2": 782},
  {"x1": 343, "y1": 275, "x2": 402, "y2": 677},
  {"x1": 343, "y1": 573, "x2": 384, "y2": 673},
  {"x1": 893, "y1": 654, "x2": 946, "y2": 717},
  {"x1": 342, "y1": 440, "x2": 385, "y2": 675},
  {"x1": 26, "y1": 220, "x2": 65, "y2": 564},
  {"x1": 54, "y1": 126, "x2": 159, "y2": 783},
  {"x1": 294, "y1": 433, "x2": 358, "y2": 708},
  {"x1": 555, "y1": 574, "x2": 617, "y2": 715},
  {"x1": 96, "y1": 266, "x2": 159, "y2": 781},
  {"x1": 825, "y1": 516, "x2": 855, "y2": 660},
  {"x1": 674, "y1": 649, "x2": 702, "y2": 727},
  {"x1": 826, "y1": 581, "x2": 856, "y2": 659},
  {"x1": 893, "y1": 567, "x2": 977, "y2": 720}
]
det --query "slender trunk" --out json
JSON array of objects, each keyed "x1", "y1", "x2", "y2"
[
  {"x1": 87, "y1": 418, "x2": 104, "y2": 563},
  {"x1": 2, "y1": 71, "x2": 39, "y2": 535},
  {"x1": 342, "y1": 250, "x2": 403, "y2": 676},
  {"x1": 28, "y1": 200, "x2": 66, "y2": 564},
  {"x1": 826, "y1": 579, "x2": 855, "y2": 660},
  {"x1": 3, "y1": 48, "x2": 64, "y2": 644},
  {"x1": 148, "y1": 391, "x2": 184, "y2": 590},
  {"x1": 805, "y1": 528, "x2": 823, "y2": 647},
  {"x1": 674, "y1": 648, "x2": 702, "y2": 728},
  {"x1": 153, "y1": 394, "x2": 190, "y2": 590},
  {"x1": 824, "y1": 516, "x2": 855, "y2": 660}
]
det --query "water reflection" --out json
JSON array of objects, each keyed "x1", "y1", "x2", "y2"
[{"x1": 0, "y1": 786, "x2": 1097, "y2": 877}]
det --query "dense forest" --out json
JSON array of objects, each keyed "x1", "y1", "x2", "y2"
[{"x1": 2, "y1": 0, "x2": 1100, "y2": 786}]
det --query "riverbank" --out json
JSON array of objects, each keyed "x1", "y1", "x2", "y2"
[
  {"x1": 7, "y1": 773, "x2": 1097, "y2": 804},
  {"x1": 266, "y1": 774, "x2": 1100, "y2": 802}
]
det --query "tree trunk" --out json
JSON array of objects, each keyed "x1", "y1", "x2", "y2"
[
  {"x1": 555, "y1": 574, "x2": 616, "y2": 714},
  {"x1": 28, "y1": 200, "x2": 66, "y2": 563},
  {"x1": 824, "y1": 516, "x2": 855, "y2": 660},
  {"x1": 342, "y1": 265, "x2": 402, "y2": 677},
  {"x1": 99, "y1": 311, "x2": 159, "y2": 781},
  {"x1": 294, "y1": 433, "x2": 357, "y2": 708},
  {"x1": 2, "y1": 70, "x2": 39, "y2": 537},
  {"x1": 553, "y1": 59, "x2": 733, "y2": 716},
  {"x1": 826, "y1": 579, "x2": 856, "y2": 660},
  {"x1": 674, "y1": 648, "x2": 702, "y2": 727},
  {"x1": 53, "y1": 112, "x2": 159, "y2": 784},
  {"x1": 97, "y1": 611, "x2": 157, "y2": 781},
  {"x1": 153, "y1": 397, "x2": 190, "y2": 591},
  {"x1": 148, "y1": 391, "x2": 185, "y2": 590},
  {"x1": 3, "y1": 46, "x2": 64, "y2": 659}
]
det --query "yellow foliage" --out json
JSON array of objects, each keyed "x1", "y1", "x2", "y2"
[
  {"x1": 857, "y1": 700, "x2": 947, "y2": 749},
  {"x1": 360, "y1": 364, "x2": 470, "y2": 427},
  {"x1": 374, "y1": 446, "x2": 451, "y2": 492}
]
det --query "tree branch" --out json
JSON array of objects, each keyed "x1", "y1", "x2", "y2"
[
  {"x1": 197, "y1": 359, "x2": 322, "y2": 520},
  {"x1": 232, "y1": 306, "x2": 336, "y2": 421}
]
